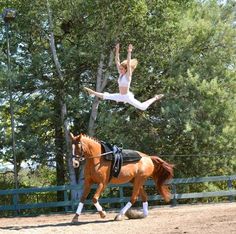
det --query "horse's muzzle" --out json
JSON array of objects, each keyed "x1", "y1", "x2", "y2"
[
  {"x1": 72, "y1": 156, "x2": 85, "y2": 168},
  {"x1": 72, "y1": 157, "x2": 80, "y2": 168}
]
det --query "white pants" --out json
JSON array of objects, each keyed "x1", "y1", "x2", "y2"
[{"x1": 103, "y1": 92, "x2": 154, "y2": 111}]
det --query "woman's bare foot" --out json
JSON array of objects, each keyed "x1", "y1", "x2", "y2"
[
  {"x1": 84, "y1": 87, "x2": 95, "y2": 96},
  {"x1": 84, "y1": 87, "x2": 104, "y2": 99},
  {"x1": 155, "y1": 94, "x2": 164, "y2": 101}
]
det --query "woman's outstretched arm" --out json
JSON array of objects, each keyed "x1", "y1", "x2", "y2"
[
  {"x1": 115, "y1": 43, "x2": 121, "y2": 73},
  {"x1": 126, "y1": 44, "x2": 133, "y2": 80}
]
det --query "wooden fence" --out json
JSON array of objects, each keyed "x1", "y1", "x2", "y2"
[{"x1": 0, "y1": 175, "x2": 236, "y2": 216}]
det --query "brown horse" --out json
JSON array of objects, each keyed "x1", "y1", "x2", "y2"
[{"x1": 70, "y1": 133, "x2": 174, "y2": 222}]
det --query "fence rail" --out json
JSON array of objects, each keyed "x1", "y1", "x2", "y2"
[{"x1": 0, "y1": 175, "x2": 236, "y2": 215}]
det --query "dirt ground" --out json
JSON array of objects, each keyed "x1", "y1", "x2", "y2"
[{"x1": 0, "y1": 202, "x2": 236, "y2": 234}]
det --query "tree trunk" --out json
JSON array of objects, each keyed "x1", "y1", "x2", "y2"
[
  {"x1": 46, "y1": 0, "x2": 78, "y2": 200},
  {"x1": 88, "y1": 50, "x2": 114, "y2": 136},
  {"x1": 54, "y1": 102, "x2": 65, "y2": 204}
]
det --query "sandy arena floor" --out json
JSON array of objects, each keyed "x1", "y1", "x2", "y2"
[{"x1": 0, "y1": 202, "x2": 236, "y2": 234}]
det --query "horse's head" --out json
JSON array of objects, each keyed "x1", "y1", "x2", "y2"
[{"x1": 70, "y1": 133, "x2": 85, "y2": 168}]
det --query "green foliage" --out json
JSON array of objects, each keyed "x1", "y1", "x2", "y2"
[
  {"x1": 0, "y1": 0, "x2": 235, "y2": 191},
  {"x1": 19, "y1": 166, "x2": 57, "y2": 187},
  {"x1": 0, "y1": 166, "x2": 56, "y2": 188}
]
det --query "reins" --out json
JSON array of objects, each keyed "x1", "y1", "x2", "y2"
[
  {"x1": 85, "y1": 151, "x2": 114, "y2": 159},
  {"x1": 72, "y1": 140, "x2": 114, "y2": 161},
  {"x1": 73, "y1": 151, "x2": 114, "y2": 161}
]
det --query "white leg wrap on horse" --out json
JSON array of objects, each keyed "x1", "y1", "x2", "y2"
[
  {"x1": 120, "y1": 202, "x2": 132, "y2": 215},
  {"x1": 76, "y1": 202, "x2": 84, "y2": 215},
  {"x1": 94, "y1": 202, "x2": 103, "y2": 212},
  {"x1": 143, "y1": 201, "x2": 148, "y2": 216}
]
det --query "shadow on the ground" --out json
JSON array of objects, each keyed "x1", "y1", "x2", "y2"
[{"x1": 0, "y1": 219, "x2": 115, "y2": 231}]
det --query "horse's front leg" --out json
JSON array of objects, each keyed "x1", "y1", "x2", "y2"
[
  {"x1": 93, "y1": 183, "x2": 107, "y2": 218},
  {"x1": 72, "y1": 181, "x2": 92, "y2": 223}
]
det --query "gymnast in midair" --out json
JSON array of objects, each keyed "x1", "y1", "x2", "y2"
[{"x1": 84, "y1": 44, "x2": 164, "y2": 111}]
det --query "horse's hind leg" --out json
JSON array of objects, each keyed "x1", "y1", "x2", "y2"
[
  {"x1": 115, "y1": 178, "x2": 145, "y2": 221},
  {"x1": 93, "y1": 183, "x2": 107, "y2": 218},
  {"x1": 139, "y1": 186, "x2": 148, "y2": 217}
]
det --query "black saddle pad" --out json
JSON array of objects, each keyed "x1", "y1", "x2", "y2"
[
  {"x1": 118, "y1": 149, "x2": 141, "y2": 162},
  {"x1": 101, "y1": 141, "x2": 141, "y2": 163},
  {"x1": 100, "y1": 141, "x2": 142, "y2": 180}
]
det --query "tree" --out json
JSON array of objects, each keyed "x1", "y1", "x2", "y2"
[{"x1": 0, "y1": 0, "x2": 235, "y2": 191}]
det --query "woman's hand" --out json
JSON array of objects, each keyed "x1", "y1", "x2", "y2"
[
  {"x1": 115, "y1": 43, "x2": 120, "y2": 53},
  {"x1": 127, "y1": 44, "x2": 133, "y2": 53}
]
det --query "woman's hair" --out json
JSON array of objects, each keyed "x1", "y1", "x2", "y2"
[{"x1": 121, "y1": 59, "x2": 138, "y2": 71}]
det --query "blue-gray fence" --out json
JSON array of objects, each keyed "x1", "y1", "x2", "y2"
[{"x1": 0, "y1": 175, "x2": 236, "y2": 215}]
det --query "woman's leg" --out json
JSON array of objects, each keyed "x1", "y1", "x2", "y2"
[
  {"x1": 84, "y1": 87, "x2": 104, "y2": 99},
  {"x1": 85, "y1": 87, "x2": 128, "y2": 103},
  {"x1": 127, "y1": 94, "x2": 164, "y2": 111},
  {"x1": 84, "y1": 87, "x2": 164, "y2": 110},
  {"x1": 103, "y1": 93, "x2": 127, "y2": 102}
]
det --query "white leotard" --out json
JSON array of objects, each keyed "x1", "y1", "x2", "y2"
[{"x1": 118, "y1": 74, "x2": 131, "y2": 88}]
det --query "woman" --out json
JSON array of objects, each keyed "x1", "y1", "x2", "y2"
[{"x1": 84, "y1": 44, "x2": 164, "y2": 111}]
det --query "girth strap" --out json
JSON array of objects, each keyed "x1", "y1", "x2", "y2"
[
  {"x1": 111, "y1": 145, "x2": 123, "y2": 178},
  {"x1": 101, "y1": 141, "x2": 142, "y2": 181},
  {"x1": 101, "y1": 141, "x2": 123, "y2": 180}
]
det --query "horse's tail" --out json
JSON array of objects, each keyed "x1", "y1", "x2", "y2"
[{"x1": 151, "y1": 156, "x2": 174, "y2": 202}]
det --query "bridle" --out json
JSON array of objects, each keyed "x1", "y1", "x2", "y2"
[
  {"x1": 72, "y1": 141, "x2": 86, "y2": 167},
  {"x1": 71, "y1": 139, "x2": 120, "y2": 168}
]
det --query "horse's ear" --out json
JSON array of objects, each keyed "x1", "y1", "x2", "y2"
[{"x1": 77, "y1": 133, "x2": 83, "y2": 140}]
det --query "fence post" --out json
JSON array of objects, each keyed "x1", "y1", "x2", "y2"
[
  {"x1": 119, "y1": 186, "x2": 125, "y2": 208},
  {"x1": 171, "y1": 184, "x2": 177, "y2": 206},
  {"x1": 70, "y1": 186, "x2": 77, "y2": 211},
  {"x1": 64, "y1": 189, "x2": 69, "y2": 212},
  {"x1": 13, "y1": 192, "x2": 19, "y2": 215},
  {"x1": 227, "y1": 178, "x2": 234, "y2": 202}
]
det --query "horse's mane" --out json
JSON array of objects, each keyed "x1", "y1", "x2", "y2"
[{"x1": 82, "y1": 134, "x2": 101, "y2": 144}]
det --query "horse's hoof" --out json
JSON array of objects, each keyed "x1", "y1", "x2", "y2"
[
  {"x1": 99, "y1": 210, "x2": 106, "y2": 218},
  {"x1": 71, "y1": 214, "x2": 79, "y2": 223},
  {"x1": 114, "y1": 214, "x2": 123, "y2": 221}
]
